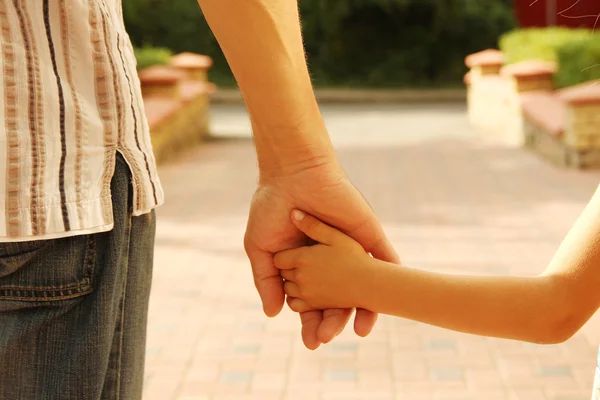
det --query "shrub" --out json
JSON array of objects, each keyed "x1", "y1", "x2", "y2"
[
  {"x1": 555, "y1": 36, "x2": 600, "y2": 88},
  {"x1": 499, "y1": 27, "x2": 591, "y2": 64},
  {"x1": 134, "y1": 45, "x2": 173, "y2": 70},
  {"x1": 499, "y1": 27, "x2": 600, "y2": 88}
]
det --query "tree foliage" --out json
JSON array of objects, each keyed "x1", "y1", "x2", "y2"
[{"x1": 124, "y1": 0, "x2": 515, "y2": 87}]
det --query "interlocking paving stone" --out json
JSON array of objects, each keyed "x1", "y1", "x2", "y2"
[{"x1": 143, "y1": 103, "x2": 600, "y2": 400}]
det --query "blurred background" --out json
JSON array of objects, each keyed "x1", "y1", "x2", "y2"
[
  {"x1": 126, "y1": 0, "x2": 600, "y2": 399},
  {"x1": 127, "y1": 0, "x2": 515, "y2": 87}
]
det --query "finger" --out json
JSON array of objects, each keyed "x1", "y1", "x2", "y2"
[
  {"x1": 348, "y1": 186, "x2": 400, "y2": 264},
  {"x1": 369, "y1": 235, "x2": 400, "y2": 264},
  {"x1": 317, "y1": 308, "x2": 353, "y2": 344},
  {"x1": 351, "y1": 220, "x2": 399, "y2": 264},
  {"x1": 300, "y1": 310, "x2": 323, "y2": 350},
  {"x1": 273, "y1": 248, "x2": 304, "y2": 270},
  {"x1": 354, "y1": 308, "x2": 378, "y2": 337},
  {"x1": 291, "y1": 210, "x2": 344, "y2": 246},
  {"x1": 245, "y1": 241, "x2": 284, "y2": 318},
  {"x1": 287, "y1": 296, "x2": 314, "y2": 313},
  {"x1": 279, "y1": 269, "x2": 296, "y2": 282},
  {"x1": 283, "y1": 281, "x2": 301, "y2": 298}
]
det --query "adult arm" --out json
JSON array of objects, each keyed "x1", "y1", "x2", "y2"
[{"x1": 196, "y1": 0, "x2": 400, "y2": 349}]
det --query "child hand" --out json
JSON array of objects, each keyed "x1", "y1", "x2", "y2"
[{"x1": 274, "y1": 210, "x2": 377, "y2": 312}]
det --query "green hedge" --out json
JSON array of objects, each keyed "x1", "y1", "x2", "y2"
[
  {"x1": 499, "y1": 28, "x2": 591, "y2": 64},
  {"x1": 499, "y1": 28, "x2": 600, "y2": 88},
  {"x1": 555, "y1": 37, "x2": 600, "y2": 88},
  {"x1": 134, "y1": 45, "x2": 173, "y2": 70},
  {"x1": 124, "y1": 0, "x2": 515, "y2": 88}
]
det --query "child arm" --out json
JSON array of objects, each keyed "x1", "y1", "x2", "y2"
[{"x1": 276, "y1": 186, "x2": 600, "y2": 344}]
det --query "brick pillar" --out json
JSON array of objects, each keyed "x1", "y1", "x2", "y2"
[
  {"x1": 464, "y1": 49, "x2": 506, "y2": 136},
  {"x1": 138, "y1": 66, "x2": 186, "y2": 99},
  {"x1": 169, "y1": 52, "x2": 213, "y2": 82},
  {"x1": 169, "y1": 53, "x2": 217, "y2": 145},
  {"x1": 501, "y1": 60, "x2": 556, "y2": 94},
  {"x1": 559, "y1": 81, "x2": 600, "y2": 150},
  {"x1": 499, "y1": 60, "x2": 557, "y2": 146},
  {"x1": 465, "y1": 49, "x2": 504, "y2": 81}
]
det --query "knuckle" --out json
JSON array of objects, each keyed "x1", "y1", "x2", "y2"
[
  {"x1": 294, "y1": 270, "x2": 306, "y2": 284},
  {"x1": 308, "y1": 220, "x2": 320, "y2": 232},
  {"x1": 298, "y1": 287, "x2": 309, "y2": 300},
  {"x1": 289, "y1": 301, "x2": 304, "y2": 312},
  {"x1": 252, "y1": 276, "x2": 265, "y2": 293},
  {"x1": 298, "y1": 282, "x2": 313, "y2": 297},
  {"x1": 243, "y1": 234, "x2": 253, "y2": 254},
  {"x1": 295, "y1": 254, "x2": 308, "y2": 268},
  {"x1": 303, "y1": 290, "x2": 317, "y2": 305}
]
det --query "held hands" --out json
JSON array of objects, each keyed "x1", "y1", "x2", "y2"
[
  {"x1": 244, "y1": 160, "x2": 399, "y2": 350},
  {"x1": 275, "y1": 210, "x2": 378, "y2": 312}
]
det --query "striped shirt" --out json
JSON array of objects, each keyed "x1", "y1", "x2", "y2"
[{"x1": 0, "y1": 0, "x2": 164, "y2": 241}]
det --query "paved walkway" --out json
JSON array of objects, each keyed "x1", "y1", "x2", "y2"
[{"x1": 143, "y1": 103, "x2": 600, "y2": 400}]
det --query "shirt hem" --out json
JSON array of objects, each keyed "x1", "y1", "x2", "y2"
[{"x1": 0, "y1": 223, "x2": 115, "y2": 243}]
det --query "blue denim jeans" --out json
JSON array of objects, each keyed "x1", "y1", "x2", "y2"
[{"x1": 0, "y1": 153, "x2": 156, "y2": 399}]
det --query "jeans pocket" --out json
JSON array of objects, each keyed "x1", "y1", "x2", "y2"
[{"x1": 0, "y1": 234, "x2": 96, "y2": 301}]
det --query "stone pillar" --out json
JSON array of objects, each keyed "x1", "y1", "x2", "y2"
[
  {"x1": 500, "y1": 60, "x2": 557, "y2": 146},
  {"x1": 144, "y1": 98, "x2": 183, "y2": 163},
  {"x1": 138, "y1": 65, "x2": 186, "y2": 99},
  {"x1": 464, "y1": 49, "x2": 506, "y2": 137},
  {"x1": 501, "y1": 60, "x2": 556, "y2": 94},
  {"x1": 559, "y1": 82, "x2": 600, "y2": 150},
  {"x1": 168, "y1": 53, "x2": 217, "y2": 144},
  {"x1": 139, "y1": 66, "x2": 188, "y2": 163},
  {"x1": 169, "y1": 52, "x2": 213, "y2": 82},
  {"x1": 465, "y1": 49, "x2": 504, "y2": 81}
]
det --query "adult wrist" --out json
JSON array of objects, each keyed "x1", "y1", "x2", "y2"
[
  {"x1": 254, "y1": 120, "x2": 339, "y2": 180},
  {"x1": 257, "y1": 145, "x2": 338, "y2": 180}
]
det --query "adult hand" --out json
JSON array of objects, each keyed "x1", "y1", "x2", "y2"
[{"x1": 244, "y1": 158, "x2": 399, "y2": 349}]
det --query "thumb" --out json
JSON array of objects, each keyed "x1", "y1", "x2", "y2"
[
  {"x1": 349, "y1": 214, "x2": 399, "y2": 264},
  {"x1": 348, "y1": 185, "x2": 400, "y2": 264},
  {"x1": 368, "y1": 234, "x2": 400, "y2": 264}
]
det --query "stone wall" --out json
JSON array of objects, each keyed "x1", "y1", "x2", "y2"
[
  {"x1": 139, "y1": 53, "x2": 216, "y2": 164},
  {"x1": 465, "y1": 49, "x2": 600, "y2": 169}
]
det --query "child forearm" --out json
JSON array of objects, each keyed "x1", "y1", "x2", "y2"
[{"x1": 365, "y1": 261, "x2": 575, "y2": 344}]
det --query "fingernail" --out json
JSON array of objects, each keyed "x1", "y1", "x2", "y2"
[{"x1": 292, "y1": 210, "x2": 305, "y2": 221}]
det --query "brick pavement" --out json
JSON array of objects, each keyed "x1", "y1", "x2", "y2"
[{"x1": 144, "y1": 103, "x2": 600, "y2": 400}]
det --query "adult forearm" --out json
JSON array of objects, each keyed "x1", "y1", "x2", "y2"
[
  {"x1": 197, "y1": 0, "x2": 335, "y2": 175},
  {"x1": 365, "y1": 261, "x2": 572, "y2": 344}
]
